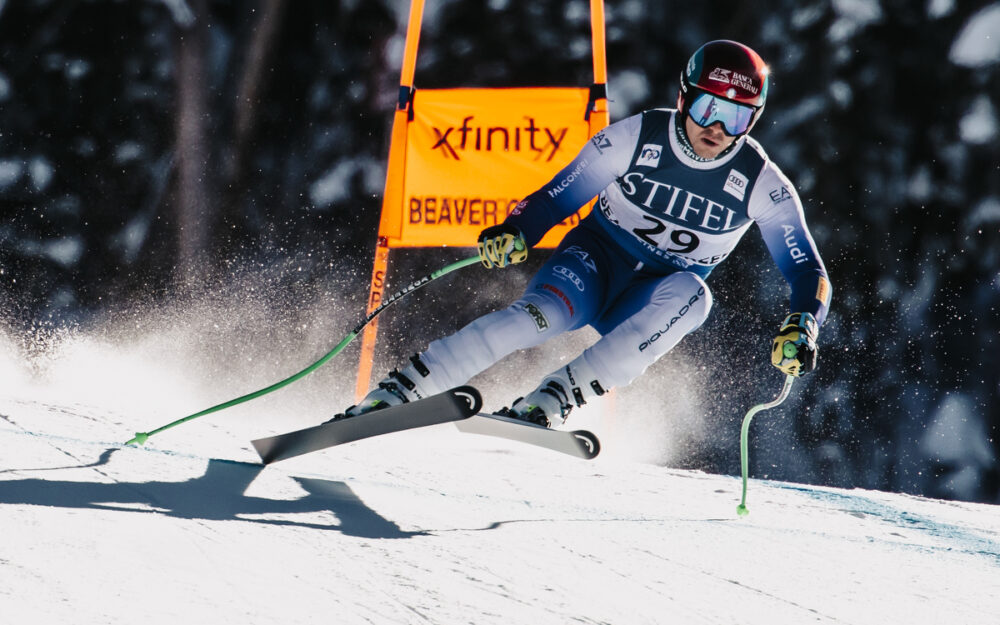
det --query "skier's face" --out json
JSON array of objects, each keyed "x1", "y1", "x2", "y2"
[{"x1": 683, "y1": 114, "x2": 738, "y2": 159}]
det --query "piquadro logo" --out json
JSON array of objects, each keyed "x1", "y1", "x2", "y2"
[
  {"x1": 432, "y1": 116, "x2": 568, "y2": 161},
  {"x1": 638, "y1": 286, "x2": 705, "y2": 352}
]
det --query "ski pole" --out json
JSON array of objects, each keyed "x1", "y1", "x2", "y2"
[
  {"x1": 736, "y1": 373, "x2": 795, "y2": 516},
  {"x1": 125, "y1": 255, "x2": 482, "y2": 446}
]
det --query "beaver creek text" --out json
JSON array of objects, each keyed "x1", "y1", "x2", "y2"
[{"x1": 407, "y1": 196, "x2": 523, "y2": 226}]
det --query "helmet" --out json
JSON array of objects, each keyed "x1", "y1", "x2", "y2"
[{"x1": 680, "y1": 40, "x2": 769, "y2": 108}]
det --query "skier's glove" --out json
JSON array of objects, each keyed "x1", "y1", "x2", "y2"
[
  {"x1": 477, "y1": 224, "x2": 527, "y2": 269},
  {"x1": 771, "y1": 312, "x2": 819, "y2": 377}
]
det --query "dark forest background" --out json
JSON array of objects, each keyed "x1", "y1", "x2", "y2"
[{"x1": 1, "y1": 0, "x2": 998, "y2": 503}]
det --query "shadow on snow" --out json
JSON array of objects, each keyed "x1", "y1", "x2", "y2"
[{"x1": 0, "y1": 448, "x2": 425, "y2": 540}]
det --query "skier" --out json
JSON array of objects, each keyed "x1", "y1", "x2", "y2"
[{"x1": 342, "y1": 39, "x2": 832, "y2": 427}]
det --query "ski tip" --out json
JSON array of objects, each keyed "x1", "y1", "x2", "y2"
[
  {"x1": 250, "y1": 439, "x2": 277, "y2": 465},
  {"x1": 255, "y1": 453, "x2": 278, "y2": 466},
  {"x1": 572, "y1": 430, "x2": 601, "y2": 459}
]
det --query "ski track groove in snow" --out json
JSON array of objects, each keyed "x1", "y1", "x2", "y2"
[{"x1": 2, "y1": 397, "x2": 999, "y2": 624}]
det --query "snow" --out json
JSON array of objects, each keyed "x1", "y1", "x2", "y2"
[
  {"x1": 114, "y1": 142, "x2": 145, "y2": 164},
  {"x1": 0, "y1": 159, "x2": 23, "y2": 189},
  {"x1": 950, "y1": 3, "x2": 1000, "y2": 67},
  {"x1": 966, "y1": 196, "x2": 1000, "y2": 231},
  {"x1": 309, "y1": 159, "x2": 385, "y2": 209},
  {"x1": 28, "y1": 156, "x2": 54, "y2": 192},
  {"x1": 959, "y1": 94, "x2": 999, "y2": 144},
  {"x1": 159, "y1": 0, "x2": 196, "y2": 28},
  {"x1": 310, "y1": 162, "x2": 359, "y2": 207},
  {"x1": 921, "y1": 394, "x2": 996, "y2": 500},
  {"x1": 63, "y1": 58, "x2": 91, "y2": 82},
  {"x1": 607, "y1": 69, "x2": 650, "y2": 121},
  {"x1": 42, "y1": 236, "x2": 85, "y2": 268},
  {"x1": 927, "y1": 0, "x2": 956, "y2": 19},
  {"x1": 2, "y1": 336, "x2": 999, "y2": 624},
  {"x1": 829, "y1": 0, "x2": 883, "y2": 42}
]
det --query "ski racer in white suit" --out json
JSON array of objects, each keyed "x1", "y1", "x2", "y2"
[{"x1": 344, "y1": 40, "x2": 833, "y2": 427}]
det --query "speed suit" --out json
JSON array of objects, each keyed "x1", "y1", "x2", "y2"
[{"x1": 410, "y1": 108, "x2": 832, "y2": 397}]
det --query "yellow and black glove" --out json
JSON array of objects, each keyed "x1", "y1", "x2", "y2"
[
  {"x1": 477, "y1": 224, "x2": 527, "y2": 269},
  {"x1": 771, "y1": 312, "x2": 819, "y2": 376}
]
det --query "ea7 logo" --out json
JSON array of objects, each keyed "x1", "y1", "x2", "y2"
[
  {"x1": 636, "y1": 143, "x2": 662, "y2": 168},
  {"x1": 591, "y1": 131, "x2": 612, "y2": 153},
  {"x1": 562, "y1": 245, "x2": 598, "y2": 273},
  {"x1": 769, "y1": 187, "x2": 793, "y2": 204}
]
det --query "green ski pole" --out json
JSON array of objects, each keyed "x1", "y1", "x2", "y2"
[
  {"x1": 736, "y1": 372, "x2": 795, "y2": 517},
  {"x1": 125, "y1": 255, "x2": 482, "y2": 446}
]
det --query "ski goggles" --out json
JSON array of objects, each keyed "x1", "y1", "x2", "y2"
[{"x1": 687, "y1": 91, "x2": 757, "y2": 136}]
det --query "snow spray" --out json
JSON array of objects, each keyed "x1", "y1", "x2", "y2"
[{"x1": 125, "y1": 255, "x2": 481, "y2": 446}]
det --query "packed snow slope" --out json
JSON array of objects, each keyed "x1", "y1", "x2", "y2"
[{"x1": 2, "y1": 388, "x2": 999, "y2": 625}]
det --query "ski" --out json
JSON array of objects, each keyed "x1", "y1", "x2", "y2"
[
  {"x1": 251, "y1": 386, "x2": 482, "y2": 464},
  {"x1": 455, "y1": 413, "x2": 600, "y2": 460}
]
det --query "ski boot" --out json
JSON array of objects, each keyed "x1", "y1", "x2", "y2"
[
  {"x1": 497, "y1": 381, "x2": 571, "y2": 428},
  {"x1": 328, "y1": 354, "x2": 439, "y2": 422},
  {"x1": 499, "y1": 356, "x2": 607, "y2": 428}
]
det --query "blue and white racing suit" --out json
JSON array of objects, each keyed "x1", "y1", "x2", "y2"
[{"x1": 415, "y1": 108, "x2": 832, "y2": 396}]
